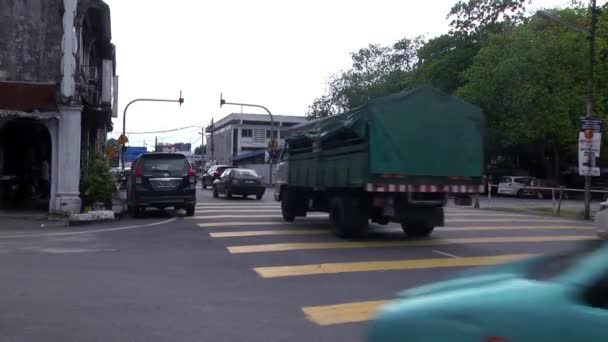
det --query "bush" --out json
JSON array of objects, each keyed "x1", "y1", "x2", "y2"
[{"x1": 81, "y1": 155, "x2": 115, "y2": 207}]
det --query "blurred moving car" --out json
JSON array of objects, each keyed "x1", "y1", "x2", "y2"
[
  {"x1": 201, "y1": 165, "x2": 234, "y2": 189},
  {"x1": 368, "y1": 240, "x2": 608, "y2": 342},
  {"x1": 212, "y1": 168, "x2": 265, "y2": 200},
  {"x1": 497, "y1": 176, "x2": 534, "y2": 196},
  {"x1": 126, "y1": 153, "x2": 197, "y2": 217},
  {"x1": 595, "y1": 201, "x2": 608, "y2": 239}
]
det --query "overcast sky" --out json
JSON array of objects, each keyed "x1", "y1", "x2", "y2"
[{"x1": 105, "y1": 0, "x2": 574, "y2": 150}]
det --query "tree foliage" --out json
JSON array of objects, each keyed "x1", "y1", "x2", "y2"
[
  {"x1": 307, "y1": 1, "x2": 608, "y2": 180},
  {"x1": 306, "y1": 36, "x2": 424, "y2": 119},
  {"x1": 448, "y1": 0, "x2": 529, "y2": 35}
]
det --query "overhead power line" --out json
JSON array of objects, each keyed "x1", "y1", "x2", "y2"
[{"x1": 120, "y1": 123, "x2": 205, "y2": 135}]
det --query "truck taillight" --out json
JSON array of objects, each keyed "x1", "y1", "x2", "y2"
[{"x1": 485, "y1": 337, "x2": 508, "y2": 342}]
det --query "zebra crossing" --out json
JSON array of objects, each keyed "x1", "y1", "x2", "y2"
[{"x1": 191, "y1": 199, "x2": 595, "y2": 327}]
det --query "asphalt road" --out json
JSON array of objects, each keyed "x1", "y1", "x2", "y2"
[{"x1": 0, "y1": 188, "x2": 597, "y2": 341}]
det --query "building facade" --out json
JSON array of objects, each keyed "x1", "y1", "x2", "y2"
[
  {"x1": 0, "y1": 0, "x2": 118, "y2": 214},
  {"x1": 205, "y1": 113, "x2": 306, "y2": 166}
]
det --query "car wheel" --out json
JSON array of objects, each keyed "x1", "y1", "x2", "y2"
[
  {"x1": 130, "y1": 206, "x2": 143, "y2": 218},
  {"x1": 329, "y1": 196, "x2": 367, "y2": 238},
  {"x1": 226, "y1": 187, "x2": 233, "y2": 199},
  {"x1": 281, "y1": 188, "x2": 296, "y2": 222},
  {"x1": 186, "y1": 205, "x2": 195, "y2": 217},
  {"x1": 536, "y1": 192, "x2": 544, "y2": 200},
  {"x1": 516, "y1": 189, "x2": 524, "y2": 197},
  {"x1": 256, "y1": 193, "x2": 263, "y2": 200},
  {"x1": 213, "y1": 187, "x2": 219, "y2": 198}
]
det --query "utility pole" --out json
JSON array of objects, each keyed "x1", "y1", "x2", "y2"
[
  {"x1": 584, "y1": 0, "x2": 598, "y2": 220},
  {"x1": 155, "y1": 136, "x2": 158, "y2": 152},
  {"x1": 219, "y1": 93, "x2": 275, "y2": 185},
  {"x1": 210, "y1": 118, "x2": 215, "y2": 162},
  {"x1": 200, "y1": 126, "x2": 205, "y2": 170}
]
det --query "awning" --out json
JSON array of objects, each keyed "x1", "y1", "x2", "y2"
[
  {"x1": 0, "y1": 110, "x2": 60, "y2": 120},
  {"x1": 233, "y1": 149, "x2": 266, "y2": 162}
]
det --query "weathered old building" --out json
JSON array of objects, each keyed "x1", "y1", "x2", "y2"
[{"x1": 0, "y1": 0, "x2": 118, "y2": 214}]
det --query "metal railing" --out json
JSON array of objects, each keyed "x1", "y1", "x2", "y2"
[{"x1": 486, "y1": 184, "x2": 608, "y2": 217}]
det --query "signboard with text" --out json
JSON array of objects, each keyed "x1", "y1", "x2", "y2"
[{"x1": 578, "y1": 117, "x2": 603, "y2": 176}]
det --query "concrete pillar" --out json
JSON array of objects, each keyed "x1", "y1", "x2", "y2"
[
  {"x1": 55, "y1": 105, "x2": 82, "y2": 214},
  {"x1": 44, "y1": 119, "x2": 59, "y2": 213}
]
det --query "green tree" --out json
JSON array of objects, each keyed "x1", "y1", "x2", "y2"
[
  {"x1": 457, "y1": 7, "x2": 604, "y2": 179},
  {"x1": 307, "y1": 36, "x2": 424, "y2": 118}
]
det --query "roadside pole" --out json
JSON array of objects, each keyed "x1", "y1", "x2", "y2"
[
  {"x1": 583, "y1": 0, "x2": 598, "y2": 219},
  {"x1": 219, "y1": 93, "x2": 275, "y2": 186},
  {"x1": 121, "y1": 91, "x2": 184, "y2": 170}
]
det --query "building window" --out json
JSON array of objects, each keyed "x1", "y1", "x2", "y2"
[
  {"x1": 241, "y1": 129, "x2": 253, "y2": 138},
  {"x1": 266, "y1": 130, "x2": 278, "y2": 139}
]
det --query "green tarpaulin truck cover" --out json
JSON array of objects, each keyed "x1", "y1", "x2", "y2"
[{"x1": 288, "y1": 86, "x2": 484, "y2": 177}]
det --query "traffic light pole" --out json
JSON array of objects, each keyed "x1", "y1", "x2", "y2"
[
  {"x1": 121, "y1": 92, "x2": 184, "y2": 170},
  {"x1": 219, "y1": 93, "x2": 275, "y2": 185}
]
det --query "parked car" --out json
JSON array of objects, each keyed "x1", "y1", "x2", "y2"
[
  {"x1": 497, "y1": 176, "x2": 535, "y2": 196},
  {"x1": 368, "y1": 240, "x2": 608, "y2": 342},
  {"x1": 201, "y1": 165, "x2": 234, "y2": 189},
  {"x1": 212, "y1": 168, "x2": 265, "y2": 200},
  {"x1": 126, "y1": 152, "x2": 197, "y2": 217}
]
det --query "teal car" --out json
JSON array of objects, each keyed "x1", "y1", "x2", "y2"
[{"x1": 368, "y1": 241, "x2": 608, "y2": 342}]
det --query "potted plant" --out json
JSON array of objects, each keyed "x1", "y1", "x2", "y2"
[{"x1": 81, "y1": 154, "x2": 115, "y2": 211}]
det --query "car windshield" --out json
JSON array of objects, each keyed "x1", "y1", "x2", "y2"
[
  {"x1": 141, "y1": 156, "x2": 188, "y2": 175},
  {"x1": 499, "y1": 177, "x2": 511, "y2": 183},
  {"x1": 233, "y1": 169, "x2": 259, "y2": 178},
  {"x1": 526, "y1": 240, "x2": 607, "y2": 281}
]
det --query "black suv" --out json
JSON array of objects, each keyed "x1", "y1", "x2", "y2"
[
  {"x1": 127, "y1": 153, "x2": 197, "y2": 217},
  {"x1": 201, "y1": 165, "x2": 234, "y2": 189}
]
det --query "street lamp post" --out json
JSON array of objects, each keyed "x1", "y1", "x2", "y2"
[
  {"x1": 120, "y1": 91, "x2": 184, "y2": 170},
  {"x1": 537, "y1": 2, "x2": 598, "y2": 219},
  {"x1": 219, "y1": 93, "x2": 276, "y2": 185}
]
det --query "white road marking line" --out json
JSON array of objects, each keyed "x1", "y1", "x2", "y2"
[
  {"x1": 0, "y1": 218, "x2": 177, "y2": 239},
  {"x1": 195, "y1": 209, "x2": 282, "y2": 213},
  {"x1": 197, "y1": 222, "x2": 326, "y2": 228},
  {"x1": 432, "y1": 250, "x2": 459, "y2": 258},
  {"x1": 187, "y1": 214, "x2": 328, "y2": 220}
]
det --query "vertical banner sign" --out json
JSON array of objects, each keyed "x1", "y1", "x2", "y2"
[{"x1": 578, "y1": 117, "x2": 603, "y2": 176}]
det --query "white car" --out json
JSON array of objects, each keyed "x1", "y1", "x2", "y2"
[
  {"x1": 595, "y1": 201, "x2": 608, "y2": 239},
  {"x1": 497, "y1": 176, "x2": 535, "y2": 196}
]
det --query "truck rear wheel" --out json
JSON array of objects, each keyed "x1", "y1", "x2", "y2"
[
  {"x1": 401, "y1": 221, "x2": 434, "y2": 238},
  {"x1": 281, "y1": 188, "x2": 296, "y2": 222},
  {"x1": 329, "y1": 196, "x2": 367, "y2": 238}
]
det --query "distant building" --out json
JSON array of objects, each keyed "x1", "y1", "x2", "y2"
[
  {"x1": 205, "y1": 113, "x2": 306, "y2": 166},
  {"x1": 156, "y1": 142, "x2": 191, "y2": 153}
]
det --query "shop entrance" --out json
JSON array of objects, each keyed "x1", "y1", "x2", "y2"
[{"x1": 0, "y1": 119, "x2": 52, "y2": 211}]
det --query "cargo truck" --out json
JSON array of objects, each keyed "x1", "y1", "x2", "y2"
[{"x1": 274, "y1": 86, "x2": 484, "y2": 238}]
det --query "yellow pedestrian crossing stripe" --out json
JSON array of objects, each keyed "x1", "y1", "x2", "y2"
[
  {"x1": 254, "y1": 254, "x2": 532, "y2": 278},
  {"x1": 446, "y1": 218, "x2": 577, "y2": 223},
  {"x1": 227, "y1": 235, "x2": 596, "y2": 254},
  {"x1": 210, "y1": 230, "x2": 327, "y2": 238},
  {"x1": 302, "y1": 300, "x2": 388, "y2": 326}
]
